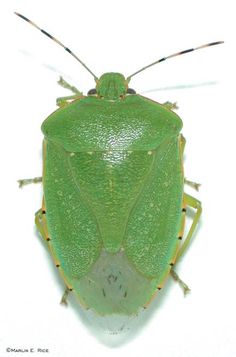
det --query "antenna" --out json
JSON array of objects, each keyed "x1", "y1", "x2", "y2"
[
  {"x1": 127, "y1": 41, "x2": 224, "y2": 82},
  {"x1": 14, "y1": 12, "x2": 98, "y2": 80}
]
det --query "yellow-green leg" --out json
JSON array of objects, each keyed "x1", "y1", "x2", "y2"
[
  {"x1": 169, "y1": 134, "x2": 202, "y2": 293},
  {"x1": 185, "y1": 178, "x2": 201, "y2": 191},
  {"x1": 18, "y1": 176, "x2": 42, "y2": 188},
  {"x1": 60, "y1": 287, "x2": 71, "y2": 306},
  {"x1": 35, "y1": 208, "x2": 51, "y2": 243},
  {"x1": 170, "y1": 269, "x2": 190, "y2": 295},
  {"x1": 170, "y1": 193, "x2": 202, "y2": 294},
  {"x1": 162, "y1": 101, "x2": 178, "y2": 110},
  {"x1": 57, "y1": 76, "x2": 83, "y2": 107},
  {"x1": 56, "y1": 95, "x2": 81, "y2": 107},
  {"x1": 35, "y1": 209, "x2": 45, "y2": 240},
  {"x1": 57, "y1": 76, "x2": 82, "y2": 95},
  {"x1": 176, "y1": 193, "x2": 202, "y2": 261}
]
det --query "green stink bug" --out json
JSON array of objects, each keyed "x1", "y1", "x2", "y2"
[{"x1": 15, "y1": 12, "x2": 223, "y2": 316}]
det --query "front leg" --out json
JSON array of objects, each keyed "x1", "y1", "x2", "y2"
[
  {"x1": 57, "y1": 76, "x2": 82, "y2": 95},
  {"x1": 56, "y1": 94, "x2": 83, "y2": 107},
  {"x1": 18, "y1": 176, "x2": 42, "y2": 188},
  {"x1": 57, "y1": 76, "x2": 84, "y2": 107},
  {"x1": 162, "y1": 101, "x2": 178, "y2": 110}
]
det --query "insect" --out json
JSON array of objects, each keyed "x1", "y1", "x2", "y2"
[{"x1": 15, "y1": 12, "x2": 223, "y2": 316}]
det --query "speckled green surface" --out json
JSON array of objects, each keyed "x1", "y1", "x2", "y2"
[{"x1": 41, "y1": 75, "x2": 183, "y2": 314}]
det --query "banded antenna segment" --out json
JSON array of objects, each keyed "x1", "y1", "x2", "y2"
[
  {"x1": 15, "y1": 12, "x2": 98, "y2": 80},
  {"x1": 127, "y1": 41, "x2": 224, "y2": 81}
]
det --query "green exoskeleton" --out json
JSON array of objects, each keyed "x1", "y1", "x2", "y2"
[{"x1": 16, "y1": 12, "x2": 223, "y2": 315}]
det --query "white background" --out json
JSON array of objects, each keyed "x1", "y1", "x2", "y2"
[{"x1": 0, "y1": 0, "x2": 235, "y2": 356}]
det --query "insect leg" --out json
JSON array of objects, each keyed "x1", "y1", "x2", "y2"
[
  {"x1": 179, "y1": 133, "x2": 186, "y2": 154},
  {"x1": 35, "y1": 208, "x2": 48, "y2": 242},
  {"x1": 162, "y1": 101, "x2": 178, "y2": 110},
  {"x1": 170, "y1": 137, "x2": 201, "y2": 294},
  {"x1": 170, "y1": 194, "x2": 201, "y2": 294},
  {"x1": 60, "y1": 287, "x2": 71, "y2": 306},
  {"x1": 170, "y1": 269, "x2": 190, "y2": 295},
  {"x1": 170, "y1": 193, "x2": 201, "y2": 293},
  {"x1": 56, "y1": 76, "x2": 84, "y2": 107},
  {"x1": 176, "y1": 193, "x2": 202, "y2": 262},
  {"x1": 57, "y1": 76, "x2": 82, "y2": 95},
  {"x1": 184, "y1": 178, "x2": 201, "y2": 191},
  {"x1": 56, "y1": 94, "x2": 83, "y2": 107},
  {"x1": 169, "y1": 183, "x2": 190, "y2": 294},
  {"x1": 18, "y1": 176, "x2": 42, "y2": 188}
]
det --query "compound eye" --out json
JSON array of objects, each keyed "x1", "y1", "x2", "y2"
[
  {"x1": 87, "y1": 88, "x2": 97, "y2": 95},
  {"x1": 127, "y1": 88, "x2": 136, "y2": 94}
]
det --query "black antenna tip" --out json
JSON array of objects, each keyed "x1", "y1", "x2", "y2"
[
  {"x1": 209, "y1": 41, "x2": 224, "y2": 46},
  {"x1": 14, "y1": 12, "x2": 29, "y2": 21}
]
